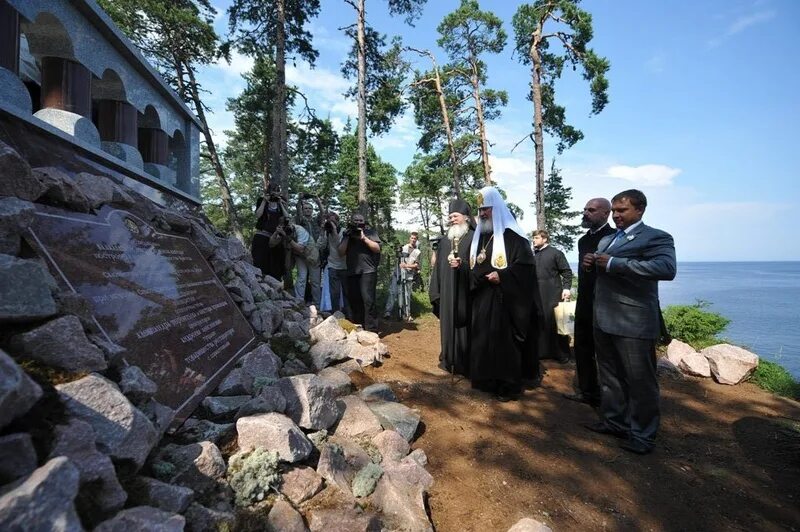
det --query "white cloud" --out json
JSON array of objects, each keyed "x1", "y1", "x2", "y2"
[
  {"x1": 708, "y1": 9, "x2": 776, "y2": 47},
  {"x1": 727, "y1": 9, "x2": 776, "y2": 34},
  {"x1": 606, "y1": 164, "x2": 681, "y2": 186},
  {"x1": 212, "y1": 50, "x2": 254, "y2": 77}
]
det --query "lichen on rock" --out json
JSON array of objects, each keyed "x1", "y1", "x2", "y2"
[{"x1": 227, "y1": 447, "x2": 281, "y2": 507}]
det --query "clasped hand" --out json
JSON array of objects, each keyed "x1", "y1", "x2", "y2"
[
  {"x1": 581, "y1": 252, "x2": 611, "y2": 271},
  {"x1": 448, "y1": 258, "x2": 461, "y2": 268}
]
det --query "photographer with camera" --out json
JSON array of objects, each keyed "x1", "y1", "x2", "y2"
[
  {"x1": 383, "y1": 232, "x2": 421, "y2": 322},
  {"x1": 294, "y1": 194, "x2": 325, "y2": 307},
  {"x1": 319, "y1": 211, "x2": 346, "y2": 313},
  {"x1": 252, "y1": 185, "x2": 292, "y2": 283},
  {"x1": 337, "y1": 212, "x2": 382, "y2": 331}
]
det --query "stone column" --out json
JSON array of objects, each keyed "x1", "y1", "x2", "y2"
[
  {"x1": 40, "y1": 57, "x2": 91, "y2": 117},
  {"x1": 139, "y1": 127, "x2": 174, "y2": 184},
  {"x1": 33, "y1": 57, "x2": 100, "y2": 146},
  {"x1": 97, "y1": 99, "x2": 143, "y2": 168},
  {"x1": 0, "y1": 0, "x2": 20, "y2": 75},
  {"x1": 0, "y1": 0, "x2": 30, "y2": 115},
  {"x1": 138, "y1": 128, "x2": 168, "y2": 165}
]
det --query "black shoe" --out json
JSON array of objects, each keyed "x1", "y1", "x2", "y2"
[
  {"x1": 619, "y1": 438, "x2": 654, "y2": 455},
  {"x1": 582, "y1": 421, "x2": 627, "y2": 439}
]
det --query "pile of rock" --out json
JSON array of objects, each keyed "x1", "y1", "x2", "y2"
[
  {"x1": 659, "y1": 340, "x2": 760, "y2": 385},
  {"x1": 0, "y1": 140, "x2": 434, "y2": 531}
]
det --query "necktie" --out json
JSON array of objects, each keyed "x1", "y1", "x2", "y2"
[{"x1": 607, "y1": 229, "x2": 625, "y2": 250}]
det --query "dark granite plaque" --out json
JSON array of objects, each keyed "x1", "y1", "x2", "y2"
[{"x1": 26, "y1": 205, "x2": 255, "y2": 426}]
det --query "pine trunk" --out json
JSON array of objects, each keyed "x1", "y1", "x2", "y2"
[
  {"x1": 272, "y1": 0, "x2": 287, "y2": 197},
  {"x1": 356, "y1": 0, "x2": 368, "y2": 215},
  {"x1": 531, "y1": 26, "x2": 546, "y2": 230},
  {"x1": 429, "y1": 53, "x2": 461, "y2": 198},
  {"x1": 470, "y1": 58, "x2": 492, "y2": 186},
  {"x1": 186, "y1": 64, "x2": 244, "y2": 243}
]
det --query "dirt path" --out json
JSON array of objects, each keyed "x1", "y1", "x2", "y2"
[{"x1": 360, "y1": 316, "x2": 800, "y2": 531}]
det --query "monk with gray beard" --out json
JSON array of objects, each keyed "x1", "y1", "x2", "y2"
[{"x1": 429, "y1": 199, "x2": 475, "y2": 377}]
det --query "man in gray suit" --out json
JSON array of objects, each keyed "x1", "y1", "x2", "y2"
[{"x1": 580, "y1": 189, "x2": 676, "y2": 455}]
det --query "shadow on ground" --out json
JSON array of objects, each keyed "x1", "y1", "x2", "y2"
[{"x1": 361, "y1": 316, "x2": 800, "y2": 531}]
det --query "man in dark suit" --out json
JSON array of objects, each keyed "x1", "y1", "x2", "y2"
[
  {"x1": 581, "y1": 189, "x2": 676, "y2": 455},
  {"x1": 532, "y1": 230, "x2": 573, "y2": 362},
  {"x1": 563, "y1": 198, "x2": 614, "y2": 407}
]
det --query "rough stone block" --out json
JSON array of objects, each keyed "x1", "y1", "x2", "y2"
[
  {"x1": 702, "y1": 344, "x2": 760, "y2": 385},
  {"x1": 236, "y1": 413, "x2": 313, "y2": 463},
  {"x1": 0, "y1": 433, "x2": 37, "y2": 484},
  {"x1": 57, "y1": 374, "x2": 157, "y2": 470},
  {"x1": 0, "y1": 349, "x2": 43, "y2": 430},
  {"x1": 152, "y1": 442, "x2": 226, "y2": 495},
  {"x1": 280, "y1": 466, "x2": 325, "y2": 505},
  {"x1": 48, "y1": 418, "x2": 127, "y2": 517},
  {"x1": 0, "y1": 457, "x2": 81, "y2": 532},
  {"x1": 0, "y1": 254, "x2": 58, "y2": 322},
  {"x1": 0, "y1": 141, "x2": 40, "y2": 201},
  {"x1": 334, "y1": 395, "x2": 384, "y2": 440},
  {"x1": 267, "y1": 499, "x2": 307, "y2": 532},
  {"x1": 126, "y1": 476, "x2": 194, "y2": 514},
  {"x1": 94, "y1": 506, "x2": 185, "y2": 532},
  {"x1": 278, "y1": 374, "x2": 340, "y2": 431},
  {"x1": 10, "y1": 315, "x2": 107, "y2": 372}
]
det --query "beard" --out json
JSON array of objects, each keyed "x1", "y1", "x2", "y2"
[
  {"x1": 478, "y1": 218, "x2": 493, "y2": 235},
  {"x1": 447, "y1": 222, "x2": 469, "y2": 241},
  {"x1": 581, "y1": 215, "x2": 592, "y2": 228}
]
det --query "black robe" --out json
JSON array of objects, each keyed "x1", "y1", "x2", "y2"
[
  {"x1": 534, "y1": 245, "x2": 573, "y2": 359},
  {"x1": 574, "y1": 224, "x2": 615, "y2": 399},
  {"x1": 429, "y1": 230, "x2": 474, "y2": 376},
  {"x1": 469, "y1": 229, "x2": 536, "y2": 395}
]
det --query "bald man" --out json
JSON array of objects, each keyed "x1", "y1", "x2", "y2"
[{"x1": 563, "y1": 198, "x2": 614, "y2": 407}]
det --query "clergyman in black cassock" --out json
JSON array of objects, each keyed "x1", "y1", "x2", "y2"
[
  {"x1": 568, "y1": 198, "x2": 614, "y2": 406},
  {"x1": 468, "y1": 187, "x2": 536, "y2": 400},
  {"x1": 532, "y1": 231, "x2": 573, "y2": 361},
  {"x1": 429, "y1": 200, "x2": 474, "y2": 376}
]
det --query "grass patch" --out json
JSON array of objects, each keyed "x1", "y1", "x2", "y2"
[
  {"x1": 18, "y1": 358, "x2": 87, "y2": 386},
  {"x1": 749, "y1": 360, "x2": 800, "y2": 400}
]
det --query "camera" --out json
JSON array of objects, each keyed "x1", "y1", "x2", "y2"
[
  {"x1": 301, "y1": 192, "x2": 314, "y2": 200},
  {"x1": 429, "y1": 235, "x2": 442, "y2": 251},
  {"x1": 345, "y1": 224, "x2": 363, "y2": 238},
  {"x1": 323, "y1": 219, "x2": 335, "y2": 233}
]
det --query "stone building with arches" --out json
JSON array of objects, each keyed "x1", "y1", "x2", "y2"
[{"x1": 0, "y1": 0, "x2": 201, "y2": 207}]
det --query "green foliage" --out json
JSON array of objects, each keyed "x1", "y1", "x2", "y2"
[
  {"x1": 328, "y1": 128, "x2": 397, "y2": 223},
  {"x1": 352, "y1": 462, "x2": 384, "y2": 498},
  {"x1": 151, "y1": 460, "x2": 177, "y2": 481},
  {"x1": 512, "y1": 0, "x2": 610, "y2": 152},
  {"x1": 531, "y1": 159, "x2": 581, "y2": 250},
  {"x1": 435, "y1": 0, "x2": 508, "y2": 185},
  {"x1": 227, "y1": 0, "x2": 320, "y2": 64},
  {"x1": 97, "y1": 0, "x2": 221, "y2": 103},
  {"x1": 227, "y1": 448, "x2": 281, "y2": 507},
  {"x1": 750, "y1": 361, "x2": 800, "y2": 400},
  {"x1": 343, "y1": 29, "x2": 410, "y2": 137},
  {"x1": 662, "y1": 301, "x2": 730, "y2": 349}
]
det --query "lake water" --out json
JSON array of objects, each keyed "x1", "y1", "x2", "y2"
[
  {"x1": 568, "y1": 261, "x2": 800, "y2": 378},
  {"x1": 657, "y1": 262, "x2": 800, "y2": 378}
]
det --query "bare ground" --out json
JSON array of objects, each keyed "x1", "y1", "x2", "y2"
[{"x1": 359, "y1": 315, "x2": 800, "y2": 532}]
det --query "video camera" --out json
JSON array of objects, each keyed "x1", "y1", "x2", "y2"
[
  {"x1": 429, "y1": 235, "x2": 442, "y2": 252},
  {"x1": 344, "y1": 223, "x2": 365, "y2": 239}
]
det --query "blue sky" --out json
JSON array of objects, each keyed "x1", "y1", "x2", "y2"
[{"x1": 198, "y1": 0, "x2": 800, "y2": 261}]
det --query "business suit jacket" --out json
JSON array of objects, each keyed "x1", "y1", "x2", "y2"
[{"x1": 593, "y1": 223, "x2": 676, "y2": 340}]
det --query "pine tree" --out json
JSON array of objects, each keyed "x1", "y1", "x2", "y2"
[
  {"x1": 512, "y1": 0, "x2": 610, "y2": 229},
  {"x1": 533, "y1": 159, "x2": 582, "y2": 251}
]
